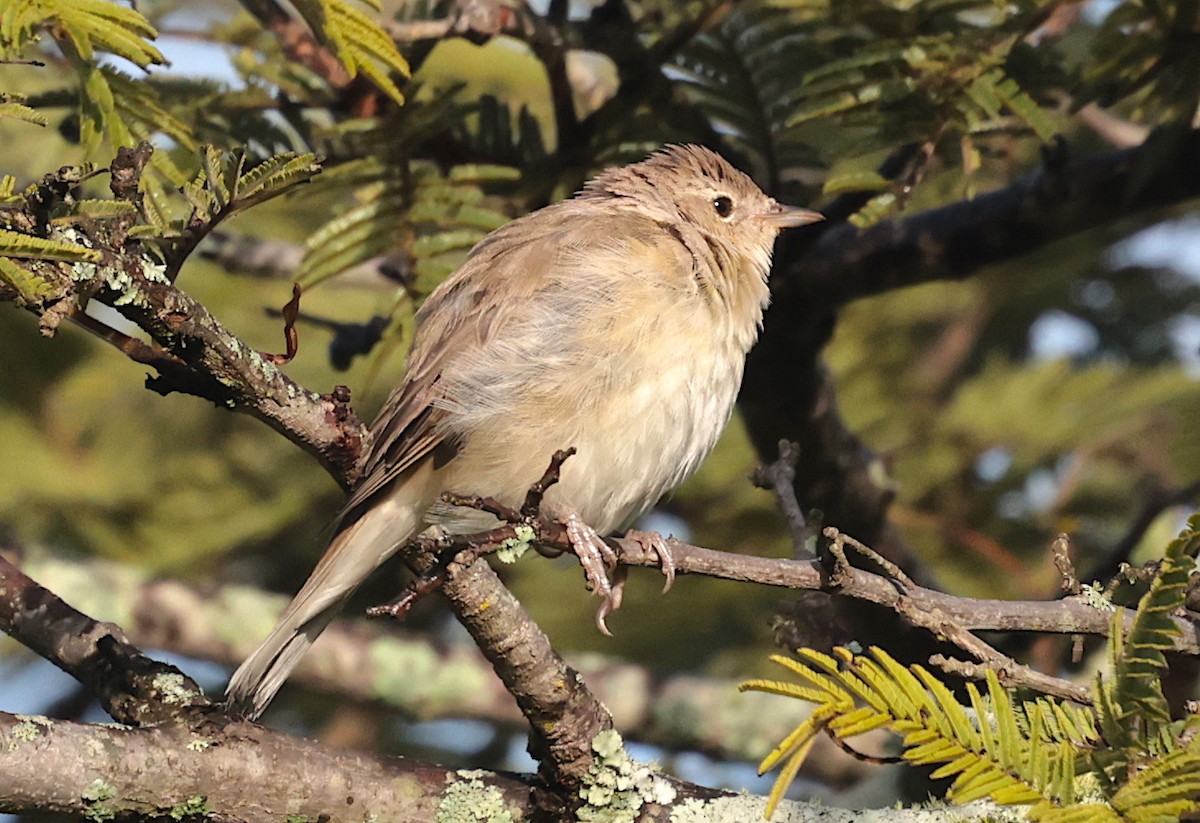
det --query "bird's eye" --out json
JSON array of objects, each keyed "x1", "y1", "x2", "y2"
[{"x1": 712, "y1": 196, "x2": 733, "y2": 218}]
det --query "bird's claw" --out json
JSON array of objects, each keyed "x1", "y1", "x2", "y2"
[
  {"x1": 564, "y1": 519, "x2": 675, "y2": 634},
  {"x1": 624, "y1": 529, "x2": 676, "y2": 593},
  {"x1": 565, "y1": 513, "x2": 621, "y2": 636}
]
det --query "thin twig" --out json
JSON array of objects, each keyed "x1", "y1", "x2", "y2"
[
  {"x1": 370, "y1": 452, "x2": 577, "y2": 619},
  {"x1": 1052, "y1": 533, "x2": 1081, "y2": 595},
  {"x1": 823, "y1": 527, "x2": 915, "y2": 590},
  {"x1": 606, "y1": 533, "x2": 1200, "y2": 657},
  {"x1": 929, "y1": 653, "x2": 1090, "y2": 704},
  {"x1": 522, "y1": 447, "x2": 576, "y2": 517},
  {"x1": 751, "y1": 439, "x2": 810, "y2": 554}
]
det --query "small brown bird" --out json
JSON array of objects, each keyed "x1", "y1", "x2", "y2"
[{"x1": 227, "y1": 145, "x2": 823, "y2": 718}]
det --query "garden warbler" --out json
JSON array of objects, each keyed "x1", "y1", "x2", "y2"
[{"x1": 227, "y1": 145, "x2": 824, "y2": 718}]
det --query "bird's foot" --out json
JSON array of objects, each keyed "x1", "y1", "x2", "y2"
[
  {"x1": 564, "y1": 513, "x2": 622, "y2": 636},
  {"x1": 623, "y1": 529, "x2": 677, "y2": 593}
]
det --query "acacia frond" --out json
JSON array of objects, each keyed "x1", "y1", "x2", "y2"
[
  {"x1": 289, "y1": 0, "x2": 410, "y2": 104},
  {"x1": 745, "y1": 516, "x2": 1200, "y2": 821},
  {"x1": 1, "y1": 0, "x2": 163, "y2": 66},
  {"x1": 298, "y1": 159, "x2": 515, "y2": 288},
  {"x1": 170, "y1": 148, "x2": 322, "y2": 248},
  {"x1": 0, "y1": 92, "x2": 46, "y2": 127},
  {"x1": 1109, "y1": 517, "x2": 1197, "y2": 725},
  {"x1": 0, "y1": 228, "x2": 101, "y2": 263},
  {"x1": 742, "y1": 648, "x2": 1066, "y2": 817}
]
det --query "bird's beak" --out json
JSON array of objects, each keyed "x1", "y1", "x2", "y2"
[{"x1": 759, "y1": 202, "x2": 825, "y2": 229}]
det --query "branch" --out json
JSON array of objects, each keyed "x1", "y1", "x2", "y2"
[
  {"x1": 0, "y1": 710, "x2": 534, "y2": 821},
  {"x1": 780, "y1": 127, "x2": 1200, "y2": 309},
  {"x1": 418, "y1": 552, "x2": 616, "y2": 792},
  {"x1": 0, "y1": 164, "x2": 367, "y2": 489},
  {"x1": 0, "y1": 708, "x2": 1019, "y2": 823},
  {"x1": 605, "y1": 529, "x2": 1199, "y2": 699},
  {"x1": 239, "y1": 0, "x2": 352, "y2": 88},
  {"x1": 0, "y1": 554, "x2": 209, "y2": 726},
  {"x1": 17, "y1": 552, "x2": 877, "y2": 785}
]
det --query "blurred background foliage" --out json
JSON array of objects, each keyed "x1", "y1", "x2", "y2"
[{"x1": 1, "y1": 0, "x2": 1199, "y2": 794}]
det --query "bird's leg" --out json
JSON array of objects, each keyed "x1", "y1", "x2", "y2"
[
  {"x1": 563, "y1": 512, "x2": 622, "y2": 636},
  {"x1": 623, "y1": 529, "x2": 677, "y2": 593}
]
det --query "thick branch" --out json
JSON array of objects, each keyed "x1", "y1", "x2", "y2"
[
  {"x1": 0, "y1": 710, "x2": 533, "y2": 822},
  {"x1": 785, "y1": 128, "x2": 1200, "y2": 309},
  {"x1": 0, "y1": 555, "x2": 208, "y2": 726},
  {"x1": 0, "y1": 709, "x2": 1016, "y2": 823},
  {"x1": 407, "y1": 540, "x2": 615, "y2": 792},
  {"x1": 18, "y1": 553, "x2": 875, "y2": 785}
]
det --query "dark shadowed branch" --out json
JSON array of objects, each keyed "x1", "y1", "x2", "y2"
[{"x1": 0, "y1": 554, "x2": 209, "y2": 726}]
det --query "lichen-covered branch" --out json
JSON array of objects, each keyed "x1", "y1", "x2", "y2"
[
  {"x1": 0, "y1": 158, "x2": 367, "y2": 489},
  {"x1": 0, "y1": 710, "x2": 1021, "y2": 822},
  {"x1": 0, "y1": 710, "x2": 534, "y2": 822},
  {"x1": 0, "y1": 554, "x2": 208, "y2": 726},
  {"x1": 16, "y1": 552, "x2": 876, "y2": 784}
]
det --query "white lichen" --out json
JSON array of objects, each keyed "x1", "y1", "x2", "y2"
[
  {"x1": 436, "y1": 770, "x2": 515, "y2": 822},
  {"x1": 152, "y1": 672, "x2": 193, "y2": 705},
  {"x1": 1081, "y1": 582, "x2": 1115, "y2": 612},
  {"x1": 577, "y1": 730, "x2": 677, "y2": 822}
]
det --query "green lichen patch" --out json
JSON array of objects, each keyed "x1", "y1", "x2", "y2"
[
  {"x1": 151, "y1": 672, "x2": 195, "y2": 705},
  {"x1": 577, "y1": 730, "x2": 677, "y2": 822},
  {"x1": 82, "y1": 779, "x2": 117, "y2": 823},
  {"x1": 436, "y1": 770, "x2": 516, "y2": 822},
  {"x1": 168, "y1": 795, "x2": 210, "y2": 819},
  {"x1": 496, "y1": 524, "x2": 536, "y2": 563},
  {"x1": 7, "y1": 713, "x2": 54, "y2": 749}
]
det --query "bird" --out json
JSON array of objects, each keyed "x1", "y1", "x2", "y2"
[{"x1": 226, "y1": 144, "x2": 824, "y2": 719}]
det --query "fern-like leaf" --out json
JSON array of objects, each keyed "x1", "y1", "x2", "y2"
[
  {"x1": 299, "y1": 159, "x2": 513, "y2": 288},
  {"x1": 743, "y1": 648, "x2": 1069, "y2": 817},
  {"x1": 50, "y1": 0, "x2": 164, "y2": 67},
  {"x1": 0, "y1": 228, "x2": 101, "y2": 263},
  {"x1": 1109, "y1": 517, "x2": 1198, "y2": 729},
  {"x1": 0, "y1": 92, "x2": 46, "y2": 126},
  {"x1": 289, "y1": 0, "x2": 409, "y2": 104},
  {"x1": 0, "y1": 256, "x2": 57, "y2": 301},
  {"x1": 1110, "y1": 748, "x2": 1200, "y2": 822}
]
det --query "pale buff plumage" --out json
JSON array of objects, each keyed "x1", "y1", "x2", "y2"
[{"x1": 226, "y1": 145, "x2": 823, "y2": 718}]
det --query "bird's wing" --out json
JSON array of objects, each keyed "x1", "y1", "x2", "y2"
[{"x1": 341, "y1": 202, "x2": 633, "y2": 519}]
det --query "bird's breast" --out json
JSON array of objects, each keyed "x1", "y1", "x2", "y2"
[{"x1": 436, "y1": 268, "x2": 765, "y2": 534}]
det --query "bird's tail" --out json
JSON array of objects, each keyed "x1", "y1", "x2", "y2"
[{"x1": 225, "y1": 492, "x2": 423, "y2": 719}]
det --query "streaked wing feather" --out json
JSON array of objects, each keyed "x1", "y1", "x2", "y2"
[{"x1": 340, "y1": 207, "x2": 582, "y2": 518}]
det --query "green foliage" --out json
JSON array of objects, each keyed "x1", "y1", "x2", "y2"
[
  {"x1": 667, "y1": 0, "x2": 1065, "y2": 223},
  {"x1": 298, "y1": 158, "x2": 516, "y2": 288},
  {"x1": 0, "y1": 0, "x2": 408, "y2": 188},
  {"x1": 1089, "y1": 517, "x2": 1200, "y2": 791},
  {"x1": 0, "y1": 91, "x2": 46, "y2": 126},
  {"x1": 1083, "y1": 1, "x2": 1200, "y2": 125},
  {"x1": 289, "y1": 0, "x2": 410, "y2": 104},
  {"x1": 744, "y1": 518, "x2": 1200, "y2": 820},
  {"x1": 169, "y1": 147, "x2": 322, "y2": 242},
  {"x1": 666, "y1": 3, "x2": 824, "y2": 189},
  {"x1": 0, "y1": 227, "x2": 99, "y2": 263},
  {"x1": 0, "y1": 0, "x2": 164, "y2": 66},
  {"x1": 0, "y1": 0, "x2": 175, "y2": 176}
]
